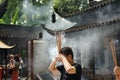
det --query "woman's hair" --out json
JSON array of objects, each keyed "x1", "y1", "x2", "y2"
[{"x1": 60, "y1": 47, "x2": 73, "y2": 59}]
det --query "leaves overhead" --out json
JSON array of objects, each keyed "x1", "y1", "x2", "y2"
[
  {"x1": 53, "y1": 0, "x2": 89, "y2": 15},
  {"x1": 0, "y1": 0, "x2": 89, "y2": 26}
]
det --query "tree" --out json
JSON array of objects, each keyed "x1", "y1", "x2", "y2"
[
  {"x1": 0, "y1": 0, "x2": 50, "y2": 26},
  {"x1": 53, "y1": 0, "x2": 89, "y2": 14},
  {"x1": 0, "y1": 0, "x2": 89, "y2": 25}
]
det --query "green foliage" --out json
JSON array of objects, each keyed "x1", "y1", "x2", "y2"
[
  {"x1": 0, "y1": 0, "x2": 51, "y2": 26},
  {"x1": 0, "y1": 0, "x2": 90, "y2": 25},
  {"x1": 53, "y1": 0, "x2": 61, "y2": 9},
  {"x1": 53, "y1": 0, "x2": 89, "y2": 14},
  {"x1": 0, "y1": 19, "x2": 5, "y2": 23},
  {"x1": 11, "y1": 7, "x2": 19, "y2": 24},
  {"x1": 21, "y1": 49, "x2": 27, "y2": 57},
  {"x1": 0, "y1": 0, "x2": 4, "y2": 3},
  {"x1": 0, "y1": 0, "x2": 1, "y2": 3},
  {"x1": 0, "y1": 0, "x2": 21, "y2": 24}
]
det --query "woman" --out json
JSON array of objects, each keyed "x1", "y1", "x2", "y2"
[{"x1": 7, "y1": 54, "x2": 20, "y2": 80}]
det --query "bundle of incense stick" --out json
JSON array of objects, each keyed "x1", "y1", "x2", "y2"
[
  {"x1": 110, "y1": 39, "x2": 117, "y2": 66},
  {"x1": 56, "y1": 31, "x2": 62, "y2": 54}
]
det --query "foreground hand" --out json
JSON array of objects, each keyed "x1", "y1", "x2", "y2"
[
  {"x1": 55, "y1": 54, "x2": 62, "y2": 62},
  {"x1": 114, "y1": 66, "x2": 120, "y2": 74},
  {"x1": 114, "y1": 66, "x2": 120, "y2": 80},
  {"x1": 55, "y1": 54, "x2": 66, "y2": 62}
]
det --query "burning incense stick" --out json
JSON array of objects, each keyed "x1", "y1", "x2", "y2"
[
  {"x1": 109, "y1": 39, "x2": 117, "y2": 66},
  {"x1": 55, "y1": 31, "x2": 62, "y2": 54}
]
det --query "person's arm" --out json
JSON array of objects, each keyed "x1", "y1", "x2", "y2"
[
  {"x1": 49, "y1": 59, "x2": 58, "y2": 72},
  {"x1": 49, "y1": 59, "x2": 60, "y2": 77},
  {"x1": 60, "y1": 54, "x2": 76, "y2": 74},
  {"x1": 7, "y1": 63, "x2": 10, "y2": 69}
]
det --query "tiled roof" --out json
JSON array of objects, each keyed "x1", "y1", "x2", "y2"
[
  {"x1": 0, "y1": 24, "x2": 42, "y2": 39},
  {"x1": 43, "y1": 0, "x2": 120, "y2": 35},
  {"x1": 55, "y1": 0, "x2": 116, "y2": 17},
  {"x1": 43, "y1": 18, "x2": 120, "y2": 35}
]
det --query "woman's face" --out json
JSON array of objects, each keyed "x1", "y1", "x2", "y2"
[{"x1": 10, "y1": 59, "x2": 14, "y2": 64}]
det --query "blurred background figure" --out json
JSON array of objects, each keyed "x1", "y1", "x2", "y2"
[
  {"x1": 7, "y1": 54, "x2": 20, "y2": 80},
  {"x1": 7, "y1": 54, "x2": 15, "y2": 75},
  {"x1": 18, "y1": 54, "x2": 24, "y2": 79}
]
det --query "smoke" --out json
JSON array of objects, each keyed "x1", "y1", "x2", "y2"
[
  {"x1": 68, "y1": 24, "x2": 120, "y2": 75},
  {"x1": 96, "y1": 3, "x2": 120, "y2": 23},
  {"x1": 42, "y1": 2, "x2": 120, "y2": 73},
  {"x1": 42, "y1": 23, "x2": 120, "y2": 75},
  {"x1": 42, "y1": 30, "x2": 66, "y2": 61},
  {"x1": 21, "y1": 0, "x2": 75, "y2": 75},
  {"x1": 78, "y1": 27, "x2": 110, "y2": 68},
  {"x1": 94, "y1": 0, "x2": 102, "y2": 2},
  {"x1": 20, "y1": 0, "x2": 51, "y2": 25},
  {"x1": 33, "y1": 40, "x2": 50, "y2": 73},
  {"x1": 25, "y1": 0, "x2": 120, "y2": 78},
  {"x1": 45, "y1": 13, "x2": 76, "y2": 30},
  {"x1": 20, "y1": 0, "x2": 76, "y2": 30}
]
